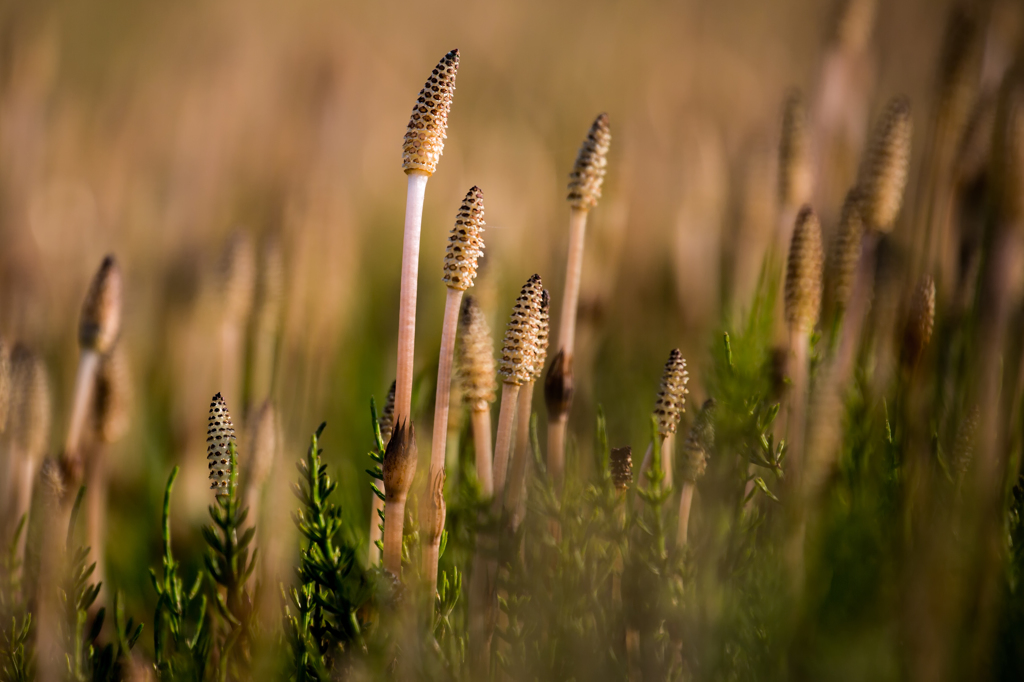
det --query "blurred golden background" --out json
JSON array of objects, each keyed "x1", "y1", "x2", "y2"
[{"x1": 0, "y1": 0, "x2": 1015, "y2": 630}]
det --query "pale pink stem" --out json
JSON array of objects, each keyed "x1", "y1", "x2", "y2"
[
  {"x1": 394, "y1": 171, "x2": 430, "y2": 425},
  {"x1": 422, "y1": 288, "x2": 464, "y2": 597},
  {"x1": 63, "y1": 350, "x2": 100, "y2": 466},
  {"x1": 557, "y1": 208, "x2": 589, "y2": 357},
  {"x1": 491, "y1": 384, "x2": 522, "y2": 507},
  {"x1": 677, "y1": 482, "x2": 695, "y2": 547},
  {"x1": 548, "y1": 415, "x2": 567, "y2": 489},
  {"x1": 382, "y1": 496, "x2": 407, "y2": 577},
  {"x1": 472, "y1": 409, "x2": 494, "y2": 497},
  {"x1": 505, "y1": 382, "x2": 535, "y2": 531},
  {"x1": 787, "y1": 330, "x2": 810, "y2": 493}
]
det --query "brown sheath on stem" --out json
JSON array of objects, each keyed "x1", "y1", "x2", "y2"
[
  {"x1": 544, "y1": 350, "x2": 573, "y2": 487},
  {"x1": 382, "y1": 420, "x2": 417, "y2": 578}
]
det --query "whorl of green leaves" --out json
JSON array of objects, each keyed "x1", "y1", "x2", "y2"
[
  {"x1": 288, "y1": 423, "x2": 370, "y2": 673},
  {"x1": 151, "y1": 467, "x2": 210, "y2": 679},
  {"x1": 202, "y1": 442, "x2": 256, "y2": 677}
]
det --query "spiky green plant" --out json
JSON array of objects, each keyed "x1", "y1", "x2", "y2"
[{"x1": 151, "y1": 467, "x2": 212, "y2": 680}]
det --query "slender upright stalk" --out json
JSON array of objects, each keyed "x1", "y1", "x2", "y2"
[
  {"x1": 557, "y1": 208, "x2": 589, "y2": 358},
  {"x1": 675, "y1": 399, "x2": 714, "y2": 547},
  {"x1": 84, "y1": 442, "x2": 108, "y2": 593},
  {"x1": 470, "y1": 275, "x2": 544, "y2": 673},
  {"x1": 458, "y1": 296, "x2": 498, "y2": 495},
  {"x1": 835, "y1": 231, "x2": 879, "y2": 384},
  {"x1": 504, "y1": 290, "x2": 548, "y2": 530},
  {"x1": 471, "y1": 409, "x2": 494, "y2": 496},
  {"x1": 62, "y1": 256, "x2": 122, "y2": 490},
  {"x1": 5, "y1": 345, "x2": 51, "y2": 560},
  {"x1": 422, "y1": 289, "x2": 463, "y2": 587},
  {"x1": 504, "y1": 383, "x2": 535, "y2": 531},
  {"x1": 490, "y1": 385, "x2": 521, "y2": 502},
  {"x1": 782, "y1": 207, "x2": 823, "y2": 494},
  {"x1": 63, "y1": 351, "x2": 99, "y2": 467},
  {"x1": 546, "y1": 114, "x2": 611, "y2": 487},
  {"x1": 786, "y1": 332, "x2": 811, "y2": 483},
  {"x1": 383, "y1": 502, "x2": 406, "y2": 579},
  {"x1": 395, "y1": 171, "x2": 429, "y2": 422},
  {"x1": 423, "y1": 187, "x2": 485, "y2": 596},
  {"x1": 676, "y1": 484, "x2": 695, "y2": 546},
  {"x1": 83, "y1": 346, "x2": 130, "y2": 593},
  {"x1": 394, "y1": 48, "x2": 460, "y2": 425}
]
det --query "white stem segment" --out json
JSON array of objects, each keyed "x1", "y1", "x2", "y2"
[
  {"x1": 395, "y1": 172, "x2": 430, "y2": 425},
  {"x1": 383, "y1": 496, "x2": 407, "y2": 577},
  {"x1": 471, "y1": 409, "x2": 493, "y2": 497},
  {"x1": 786, "y1": 331, "x2": 811, "y2": 493},
  {"x1": 491, "y1": 384, "x2": 521, "y2": 507},
  {"x1": 662, "y1": 432, "x2": 676, "y2": 490},
  {"x1": 548, "y1": 415, "x2": 568, "y2": 489},
  {"x1": 677, "y1": 481, "x2": 695, "y2": 547},
  {"x1": 86, "y1": 445, "x2": 108, "y2": 596},
  {"x1": 557, "y1": 208, "x2": 589, "y2": 357},
  {"x1": 422, "y1": 288, "x2": 464, "y2": 597},
  {"x1": 427, "y1": 289, "x2": 464, "y2": 493},
  {"x1": 505, "y1": 382, "x2": 535, "y2": 531},
  {"x1": 64, "y1": 350, "x2": 100, "y2": 467}
]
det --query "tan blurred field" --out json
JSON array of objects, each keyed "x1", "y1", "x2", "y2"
[{"x1": 3, "y1": 0, "x2": 1024, "y2": 677}]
